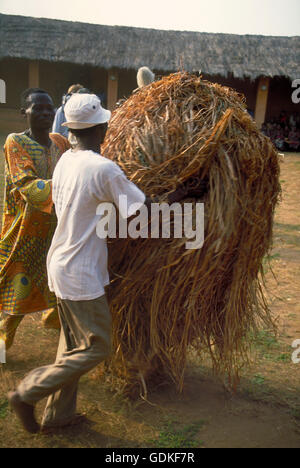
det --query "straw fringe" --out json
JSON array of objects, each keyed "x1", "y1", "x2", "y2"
[{"x1": 102, "y1": 72, "x2": 281, "y2": 395}]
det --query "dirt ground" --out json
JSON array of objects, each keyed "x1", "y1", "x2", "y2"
[{"x1": 0, "y1": 152, "x2": 300, "y2": 448}]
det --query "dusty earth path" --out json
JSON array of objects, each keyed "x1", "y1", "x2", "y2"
[{"x1": 0, "y1": 153, "x2": 299, "y2": 448}]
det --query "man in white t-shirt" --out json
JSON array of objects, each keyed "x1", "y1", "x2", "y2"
[
  {"x1": 8, "y1": 93, "x2": 147, "y2": 433},
  {"x1": 8, "y1": 93, "x2": 209, "y2": 434}
]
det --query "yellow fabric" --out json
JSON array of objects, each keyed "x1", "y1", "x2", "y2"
[
  {"x1": 0, "y1": 313, "x2": 24, "y2": 350},
  {"x1": 0, "y1": 132, "x2": 69, "y2": 315}
]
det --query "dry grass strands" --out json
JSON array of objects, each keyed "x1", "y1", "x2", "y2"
[{"x1": 102, "y1": 72, "x2": 281, "y2": 396}]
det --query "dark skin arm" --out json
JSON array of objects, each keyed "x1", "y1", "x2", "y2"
[
  {"x1": 127, "y1": 176, "x2": 209, "y2": 223},
  {"x1": 145, "y1": 175, "x2": 209, "y2": 207}
]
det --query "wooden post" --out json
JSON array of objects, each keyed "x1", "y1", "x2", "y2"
[
  {"x1": 107, "y1": 70, "x2": 118, "y2": 111},
  {"x1": 28, "y1": 61, "x2": 40, "y2": 88},
  {"x1": 254, "y1": 77, "x2": 270, "y2": 129}
]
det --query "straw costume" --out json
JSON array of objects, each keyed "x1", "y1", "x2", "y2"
[{"x1": 101, "y1": 72, "x2": 281, "y2": 394}]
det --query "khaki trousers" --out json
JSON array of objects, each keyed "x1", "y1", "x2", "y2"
[{"x1": 17, "y1": 295, "x2": 112, "y2": 427}]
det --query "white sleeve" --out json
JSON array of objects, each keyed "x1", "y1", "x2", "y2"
[{"x1": 102, "y1": 166, "x2": 146, "y2": 219}]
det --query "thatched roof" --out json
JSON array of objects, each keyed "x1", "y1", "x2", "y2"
[{"x1": 0, "y1": 13, "x2": 299, "y2": 80}]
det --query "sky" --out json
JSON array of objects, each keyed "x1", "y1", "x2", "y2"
[{"x1": 0, "y1": 0, "x2": 300, "y2": 36}]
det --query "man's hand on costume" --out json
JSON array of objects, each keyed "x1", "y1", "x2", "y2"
[{"x1": 167, "y1": 176, "x2": 209, "y2": 204}]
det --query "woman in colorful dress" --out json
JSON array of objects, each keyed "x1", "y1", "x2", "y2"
[{"x1": 0, "y1": 88, "x2": 70, "y2": 350}]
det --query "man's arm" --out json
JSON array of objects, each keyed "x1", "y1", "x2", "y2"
[
  {"x1": 100, "y1": 162, "x2": 209, "y2": 225},
  {"x1": 144, "y1": 175, "x2": 209, "y2": 208},
  {"x1": 167, "y1": 176, "x2": 209, "y2": 204}
]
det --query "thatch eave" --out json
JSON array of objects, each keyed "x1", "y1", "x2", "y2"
[{"x1": 0, "y1": 13, "x2": 299, "y2": 81}]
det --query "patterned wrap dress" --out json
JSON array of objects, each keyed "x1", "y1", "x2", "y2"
[{"x1": 0, "y1": 132, "x2": 69, "y2": 317}]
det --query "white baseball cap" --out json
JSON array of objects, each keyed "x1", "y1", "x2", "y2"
[{"x1": 62, "y1": 93, "x2": 111, "y2": 129}]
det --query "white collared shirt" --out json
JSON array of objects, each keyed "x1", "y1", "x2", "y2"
[{"x1": 47, "y1": 149, "x2": 145, "y2": 300}]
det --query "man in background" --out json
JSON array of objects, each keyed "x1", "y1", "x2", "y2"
[{"x1": 52, "y1": 84, "x2": 91, "y2": 137}]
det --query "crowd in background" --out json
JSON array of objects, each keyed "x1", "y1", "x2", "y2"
[{"x1": 261, "y1": 112, "x2": 300, "y2": 151}]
